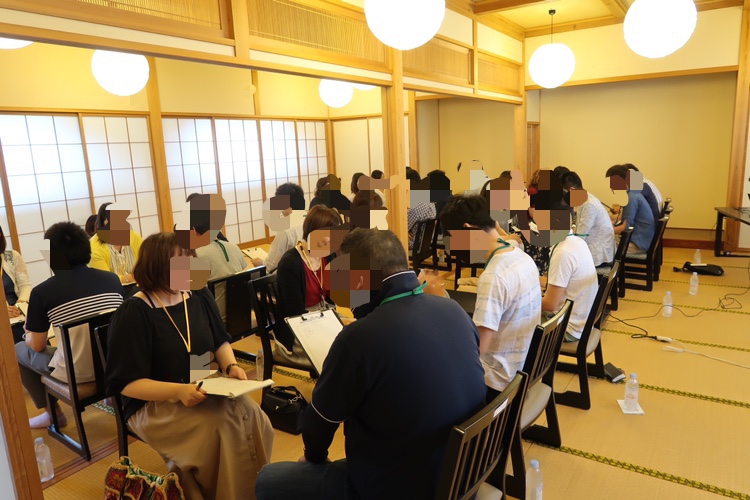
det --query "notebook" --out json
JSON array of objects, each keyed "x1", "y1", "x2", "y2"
[
  {"x1": 285, "y1": 309, "x2": 345, "y2": 374},
  {"x1": 243, "y1": 247, "x2": 268, "y2": 261},
  {"x1": 198, "y1": 377, "x2": 274, "y2": 398}
]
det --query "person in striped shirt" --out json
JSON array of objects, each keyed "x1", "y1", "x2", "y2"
[{"x1": 15, "y1": 222, "x2": 123, "y2": 429}]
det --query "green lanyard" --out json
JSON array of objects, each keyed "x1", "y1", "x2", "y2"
[
  {"x1": 215, "y1": 239, "x2": 229, "y2": 262},
  {"x1": 483, "y1": 238, "x2": 511, "y2": 270},
  {"x1": 380, "y1": 282, "x2": 428, "y2": 305}
]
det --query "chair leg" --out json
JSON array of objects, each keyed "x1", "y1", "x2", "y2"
[
  {"x1": 72, "y1": 406, "x2": 91, "y2": 461},
  {"x1": 502, "y1": 428, "x2": 526, "y2": 500},
  {"x1": 590, "y1": 343, "x2": 606, "y2": 379},
  {"x1": 555, "y1": 354, "x2": 592, "y2": 410},
  {"x1": 522, "y1": 396, "x2": 562, "y2": 448},
  {"x1": 618, "y1": 272, "x2": 626, "y2": 298},
  {"x1": 609, "y1": 282, "x2": 619, "y2": 311}
]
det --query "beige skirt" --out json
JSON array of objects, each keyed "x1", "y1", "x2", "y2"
[{"x1": 128, "y1": 395, "x2": 274, "y2": 500}]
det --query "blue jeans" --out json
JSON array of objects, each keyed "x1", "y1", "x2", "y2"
[{"x1": 256, "y1": 459, "x2": 355, "y2": 500}]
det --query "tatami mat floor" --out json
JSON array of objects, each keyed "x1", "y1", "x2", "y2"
[{"x1": 38, "y1": 247, "x2": 749, "y2": 499}]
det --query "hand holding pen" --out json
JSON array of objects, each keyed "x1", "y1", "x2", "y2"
[{"x1": 177, "y1": 380, "x2": 207, "y2": 407}]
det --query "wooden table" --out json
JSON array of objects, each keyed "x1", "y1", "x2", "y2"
[{"x1": 714, "y1": 207, "x2": 750, "y2": 257}]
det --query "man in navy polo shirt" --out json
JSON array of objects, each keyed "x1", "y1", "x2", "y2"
[{"x1": 256, "y1": 229, "x2": 486, "y2": 500}]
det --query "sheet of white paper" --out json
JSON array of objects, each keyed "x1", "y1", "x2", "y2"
[
  {"x1": 198, "y1": 377, "x2": 273, "y2": 398},
  {"x1": 617, "y1": 400, "x2": 645, "y2": 415},
  {"x1": 243, "y1": 247, "x2": 269, "y2": 261},
  {"x1": 286, "y1": 309, "x2": 344, "y2": 374}
]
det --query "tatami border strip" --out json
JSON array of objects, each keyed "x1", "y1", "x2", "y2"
[
  {"x1": 657, "y1": 278, "x2": 750, "y2": 290},
  {"x1": 533, "y1": 443, "x2": 750, "y2": 499},
  {"x1": 620, "y1": 298, "x2": 750, "y2": 315},
  {"x1": 603, "y1": 328, "x2": 750, "y2": 353},
  {"x1": 637, "y1": 384, "x2": 750, "y2": 410}
]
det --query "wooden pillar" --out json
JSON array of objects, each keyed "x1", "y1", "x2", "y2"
[
  {"x1": 229, "y1": 0, "x2": 251, "y2": 60},
  {"x1": 407, "y1": 90, "x2": 419, "y2": 170},
  {"x1": 513, "y1": 42, "x2": 527, "y2": 173},
  {"x1": 145, "y1": 57, "x2": 174, "y2": 232},
  {"x1": 726, "y1": 0, "x2": 750, "y2": 251},
  {"x1": 382, "y1": 50, "x2": 409, "y2": 250}
]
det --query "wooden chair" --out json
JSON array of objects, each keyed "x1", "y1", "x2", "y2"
[
  {"x1": 555, "y1": 262, "x2": 620, "y2": 410},
  {"x1": 94, "y1": 324, "x2": 142, "y2": 458},
  {"x1": 432, "y1": 220, "x2": 452, "y2": 271},
  {"x1": 505, "y1": 300, "x2": 573, "y2": 499},
  {"x1": 597, "y1": 226, "x2": 632, "y2": 311},
  {"x1": 623, "y1": 216, "x2": 669, "y2": 291},
  {"x1": 248, "y1": 273, "x2": 316, "y2": 382},
  {"x1": 42, "y1": 309, "x2": 116, "y2": 460},
  {"x1": 655, "y1": 205, "x2": 673, "y2": 274},
  {"x1": 207, "y1": 265, "x2": 267, "y2": 358},
  {"x1": 435, "y1": 372, "x2": 528, "y2": 500},
  {"x1": 660, "y1": 197, "x2": 672, "y2": 218},
  {"x1": 409, "y1": 218, "x2": 437, "y2": 274}
]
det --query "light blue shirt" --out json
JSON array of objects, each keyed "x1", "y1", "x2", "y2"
[{"x1": 622, "y1": 190, "x2": 655, "y2": 250}]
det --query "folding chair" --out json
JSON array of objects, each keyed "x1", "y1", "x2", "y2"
[
  {"x1": 556, "y1": 262, "x2": 619, "y2": 410},
  {"x1": 409, "y1": 218, "x2": 436, "y2": 274},
  {"x1": 505, "y1": 300, "x2": 573, "y2": 499},
  {"x1": 435, "y1": 372, "x2": 528, "y2": 500},
  {"x1": 597, "y1": 226, "x2": 632, "y2": 311},
  {"x1": 41, "y1": 309, "x2": 115, "y2": 460},
  {"x1": 623, "y1": 216, "x2": 669, "y2": 291}
]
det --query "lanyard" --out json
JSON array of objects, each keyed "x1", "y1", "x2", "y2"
[
  {"x1": 483, "y1": 238, "x2": 511, "y2": 270},
  {"x1": 152, "y1": 292, "x2": 191, "y2": 353},
  {"x1": 214, "y1": 239, "x2": 229, "y2": 262},
  {"x1": 298, "y1": 242, "x2": 326, "y2": 307},
  {"x1": 380, "y1": 282, "x2": 428, "y2": 305}
]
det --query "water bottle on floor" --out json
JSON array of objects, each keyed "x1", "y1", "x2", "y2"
[
  {"x1": 526, "y1": 459, "x2": 543, "y2": 500},
  {"x1": 256, "y1": 348, "x2": 264, "y2": 381},
  {"x1": 693, "y1": 249, "x2": 702, "y2": 264},
  {"x1": 662, "y1": 291, "x2": 673, "y2": 317},
  {"x1": 689, "y1": 272, "x2": 699, "y2": 296},
  {"x1": 35, "y1": 437, "x2": 54, "y2": 482},
  {"x1": 624, "y1": 373, "x2": 639, "y2": 412}
]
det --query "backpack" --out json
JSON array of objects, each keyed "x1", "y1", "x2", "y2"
[{"x1": 674, "y1": 262, "x2": 724, "y2": 276}]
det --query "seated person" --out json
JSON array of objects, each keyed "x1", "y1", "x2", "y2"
[
  {"x1": 561, "y1": 172, "x2": 616, "y2": 267},
  {"x1": 623, "y1": 164, "x2": 661, "y2": 222},
  {"x1": 105, "y1": 232, "x2": 273, "y2": 499},
  {"x1": 184, "y1": 193, "x2": 247, "y2": 323},
  {"x1": 275, "y1": 205, "x2": 344, "y2": 365},
  {"x1": 309, "y1": 174, "x2": 351, "y2": 215},
  {"x1": 441, "y1": 195, "x2": 541, "y2": 397},
  {"x1": 606, "y1": 165, "x2": 655, "y2": 253},
  {"x1": 348, "y1": 172, "x2": 365, "y2": 202},
  {"x1": 89, "y1": 202, "x2": 143, "y2": 284},
  {"x1": 15, "y1": 222, "x2": 123, "y2": 428},
  {"x1": 350, "y1": 189, "x2": 386, "y2": 231},
  {"x1": 542, "y1": 201, "x2": 599, "y2": 342},
  {"x1": 255, "y1": 228, "x2": 486, "y2": 500},
  {"x1": 255, "y1": 182, "x2": 306, "y2": 272},
  {"x1": 406, "y1": 168, "x2": 439, "y2": 249},
  {"x1": 2, "y1": 225, "x2": 31, "y2": 343}
]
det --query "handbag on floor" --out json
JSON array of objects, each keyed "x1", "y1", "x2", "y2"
[
  {"x1": 104, "y1": 456, "x2": 184, "y2": 500},
  {"x1": 261, "y1": 385, "x2": 308, "y2": 435}
]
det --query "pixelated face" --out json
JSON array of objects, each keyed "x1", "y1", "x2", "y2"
[
  {"x1": 174, "y1": 194, "x2": 227, "y2": 250},
  {"x1": 262, "y1": 195, "x2": 306, "y2": 233},
  {"x1": 189, "y1": 352, "x2": 214, "y2": 382},
  {"x1": 169, "y1": 254, "x2": 211, "y2": 291},
  {"x1": 97, "y1": 208, "x2": 132, "y2": 246},
  {"x1": 325, "y1": 251, "x2": 382, "y2": 309},
  {"x1": 444, "y1": 227, "x2": 491, "y2": 265},
  {"x1": 410, "y1": 172, "x2": 452, "y2": 207},
  {"x1": 350, "y1": 206, "x2": 388, "y2": 230},
  {"x1": 306, "y1": 226, "x2": 348, "y2": 259}
]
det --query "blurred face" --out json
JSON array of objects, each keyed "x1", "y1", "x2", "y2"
[
  {"x1": 169, "y1": 251, "x2": 211, "y2": 291},
  {"x1": 262, "y1": 194, "x2": 305, "y2": 232},
  {"x1": 444, "y1": 226, "x2": 490, "y2": 265},
  {"x1": 98, "y1": 209, "x2": 132, "y2": 246}
]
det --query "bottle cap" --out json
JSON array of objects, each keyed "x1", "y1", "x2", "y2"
[
  {"x1": 530, "y1": 459, "x2": 539, "y2": 468},
  {"x1": 666, "y1": 291, "x2": 671, "y2": 295},
  {"x1": 630, "y1": 373, "x2": 637, "y2": 379},
  {"x1": 692, "y1": 272, "x2": 698, "y2": 276},
  {"x1": 34, "y1": 437, "x2": 43, "y2": 446}
]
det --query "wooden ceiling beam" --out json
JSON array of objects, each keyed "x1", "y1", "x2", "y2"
[
  {"x1": 474, "y1": 0, "x2": 547, "y2": 15},
  {"x1": 599, "y1": 0, "x2": 628, "y2": 20}
]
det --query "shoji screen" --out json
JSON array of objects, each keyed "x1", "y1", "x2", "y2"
[
  {"x1": 83, "y1": 116, "x2": 160, "y2": 238},
  {"x1": 296, "y1": 121, "x2": 328, "y2": 206},
  {"x1": 163, "y1": 117, "x2": 219, "y2": 220},
  {"x1": 0, "y1": 114, "x2": 92, "y2": 286}
]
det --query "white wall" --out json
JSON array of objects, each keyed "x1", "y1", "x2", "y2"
[{"x1": 0, "y1": 415, "x2": 17, "y2": 500}]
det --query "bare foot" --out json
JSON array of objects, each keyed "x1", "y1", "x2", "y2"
[{"x1": 29, "y1": 410, "x2": 67, "y2": 429}]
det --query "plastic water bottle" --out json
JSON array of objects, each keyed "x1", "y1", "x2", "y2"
[
  {"x1": 256, "y1": 348, "x2": 264, "y2": 381},
  {"x1": 34, "y1": 437, "x2": 54, "y2": 482},
  {"x1": 689, "y1": 272, "x2": 699, "y2": 296},
  {"x1": 525, "y1": 459, "x2": 543, "y2": 500},
  {"x1": 624, "y1": 373, "x2": 639, "y2": 412},
  {"x1": 662, "y1": 291, "x2": 673, "y2": 318},
  {"x1": 693, "y1": 249, "x2": 702, "y2": 264}
]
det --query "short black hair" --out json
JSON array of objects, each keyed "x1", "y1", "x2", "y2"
[
  {"x1": 85, "y1": 215, "x2": 98, "y2": 238},
  {"x1": 340, "y1": 228, "x2": 407, "y2": 277},
  {"x1": 95, "y1": 202, "x2": 113, "y2": 232},
  {"x1": 439, "y1": 195, "x2": 495, "y2": 233},
  {"x1": 605, "y1": 164, "x2": 629, "y2": 180},
  {"x1": 371, "y1": 170, "x2": 384, "y2": 179},
  {"x1": 350, "y1": 172, "x2": 365, "y2": 195},
  {"x1": 406, "y1": 167, "x2": 421, "y2": 189},
  {"x1": 275, "y1": 183, "x2": 306, "y2": 210},
  {"x1": 553, "y1": 166, "x2": 570, "y2": 179},
  {"x1": 561, "y1": 172, "x2": 583, "y2": 190},
  {"x1": 45, "y1": 221, "x2": 92, "y2": 269}
]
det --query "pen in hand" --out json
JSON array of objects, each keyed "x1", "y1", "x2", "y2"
[{"x1": 196, "y1": 381, "x2": 203, "y2": 391}]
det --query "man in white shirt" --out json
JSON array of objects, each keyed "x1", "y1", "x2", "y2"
[
  {"x1": 256, "y1": 183, "x2": 306, "y2": 272},
  {"x1": 441, "y1": 195, "x2": 541, "y2": 396},
  {"x1": 561, "y1": 172, "x2": 615, "y2": 266}
]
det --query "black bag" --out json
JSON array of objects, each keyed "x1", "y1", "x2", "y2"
[
  {"x1": 676, "y1": 262, "x2": 724, "y2": 276},
  {"x1": 261, "y1": 386, "x2": 308, "y2": 435}
]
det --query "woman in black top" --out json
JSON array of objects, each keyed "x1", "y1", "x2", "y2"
[{"x1": 105, "y1": 232, "x2": 273, "y2": 500}]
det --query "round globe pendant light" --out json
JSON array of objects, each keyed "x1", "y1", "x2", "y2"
[
  {"x1": 624, "y1": 0, "x2": 697, "y2": 58},
  {"x1": 319, "y1": 79, "x2": 354, "y2": 108},
  {"x1": 91, "y1": 50, "x2": 150, "y2": 96},
  {"x1": 529, "y1": 10, "x2": 576, "y2": 89},
  {"x1": 364, "y1": 0, "x2": 446, "y2": 51},
  {"x1": 0, "y1": 37, "x2": 32, "y2": 49}
]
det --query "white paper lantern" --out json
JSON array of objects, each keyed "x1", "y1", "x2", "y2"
[
  {"x1": 624, "y1": 0, "x2": 697, "y2": 58},
  {"x1": 364, "y1": 0, "x2": 445, "y2": 51},
  {"x1": 529, "y1": 43, "x2": 576, "y2": 89},
  {"x1": 353, "y1": 83, "x2": 376, "y2": 91},
  {"x1": 0, "y1": 37, "x2": 32, "y2": 49},
  {"x1": 91, "y1": 50, "x2": 150, "y2": 96},
  {"x1": 319, "y1": 80, "x2": 354, "y2": 108}
]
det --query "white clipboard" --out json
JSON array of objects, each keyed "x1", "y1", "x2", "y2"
[{"x1": 284, "y1": 309, "x2": 345, "y2": 374}]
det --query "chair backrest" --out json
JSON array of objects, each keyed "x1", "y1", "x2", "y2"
[
  {"x1": 207, "y1": 265, "x2": 266, "y2": 340},
  {"x1": 614, "y1": 227, "x2": 634, "y2": 263},
  {"x1": 522, "y1": 300, "x2": 573, "y2": 388},
  {"x1": 584, "y1": 262, "x2": 620, "y2": 336},
  {"x1": 647, "y1": 217, "x2": 670, "y2": 257},
  {"x1": 412, "y1": 219, "x2": 436, "y2": 265},
  {"x1": 436, "y1": 372, "x2": 528, "y2": 500},
  {"x1": 660, "y1": 198, "x2": 672, "y2": 218},
  {"x1": 53, "y1": 309, "x2": 116, "y2": 398},
  {"x1": 248, "y1": 273, "x2": 281, "y2": 375}
]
